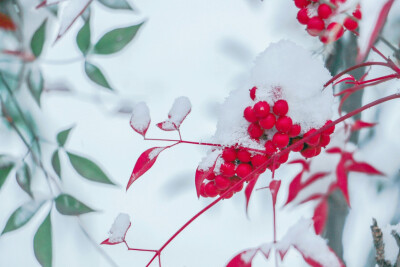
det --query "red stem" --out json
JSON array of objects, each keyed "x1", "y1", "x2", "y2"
[
  {"x1": 351, "y1": 73, "x2": 398, "y2": 85},
  {"x1": 124, "y1": 241, "x2": 157, "y2": 253},
  {"x1": 272, "y1": 195, "x2": 277, "y2": 243}
]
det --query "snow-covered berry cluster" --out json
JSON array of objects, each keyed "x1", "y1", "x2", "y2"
[{"x1": 294, "y1": 0, "x2": 362, "y2": 43}]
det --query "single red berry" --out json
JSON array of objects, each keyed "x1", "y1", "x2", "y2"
[
  {"x1": 272, "y1": 132, "x2": 290, "y2": 148},
  {"x1": 200, "y1": 183, "x2": 208, "y2": 197},
  {"x1": 275, "y1": 116, "x2": 293, "y2": 133},
  {"x1": 205, "y1": 172, "x2": 216, "y2": 181},
  {"x1": 253, "y1": 101, "x2": 270, "y2": 118},
  {"x1": 222, "y1": 147, "x2": 237, "y2": 162},
  {"x1": 297, "y1": 8, "x2": 310, "y2": 25},
  {"x1": 289, "y1": 124, "x2": 301, "y2": 137},
  {"x1": 294, "y1": 0, "x2": 309, "y2": 8},
  {"x1": 268, "y1": 162, "x2": 281, "y2": 171},
  {"x1": 237, "y1": 149, "x2": 251, "y2": 162},
  {"x1": 315, "y1": 146, "x2": 322, "y2": 156},
  {"x1": 265, "y1": 140, "x2": 277, "y2": 155},
  {"x1": 220, "y1": 162, "x2": 236, "y2": 177},
  {"x1": 344, "y1": 17, "x2": 358, "y2": 31},
  {"x1": 304, "y1": 128, "x2": 320, "y2": 146},
  {"x1": 232, "y1": 180, "x2": 244, "y2": 193},
  {"x1": 248, "y1": 123, "x2": 264, "y2": 139},
  {"x1": 307, "y1": 17, "x2": 325, "y2": 36},
  {"x1": 324, "y1": 22, "x2": 344, "y2": 42},
  {"x1": 353, "y1": 5, "x2": 362, "y2": 19},
  {"x1": 259, "y1": 113, "x2": 276, "y2": 129},
  {"x1": 323, "y1": 120, "x2": 335, "y2": 135},
  {"x1": 291, "y1": 137, "x2": 304, "y2": 152},
  {"x1": 318, "y1": 4, "x2": 332, "y2": 19},
  {"x1": 300, "y1": 147, "x2": 317, "y2": 158},
  {"x1": 215, "y1": 175, "x2": 230, "y2": 191},
  {"x1": 204, "y1": 182, "x2": 219, "y2": 197},
  {"x1": 244, "y1": 106, "x2": 258, "y2": 123},
  {"x1": 319, "y1": 134, "x2": 330, "y2": 147},
  {"x1": 277, "y1": 151, "x2": 289, "y2": 164},
  {"x1": 273, "y1": 100, "x2": 289, "y2": 116},
  {"x1": 236, "y1": 163, "x2": 253, "y2": 179},
  {"x1": 251, "y1": 154, "x2": 268, "y2": 167},
  {"x1": 221, "y1": 190, "x2": 234, "y2": 199},
  {"x1": 249, "y1": 86, "x2": 257, "y2": 100}
]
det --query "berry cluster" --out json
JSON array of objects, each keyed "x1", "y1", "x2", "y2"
[
  {"x1": 294, "y1": 0, "x2": 362, "y2": 43},
  {"x1": 199, "y1": 86, "x2": 335, "y2": 199}
]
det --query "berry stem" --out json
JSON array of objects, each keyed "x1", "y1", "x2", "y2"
[
  {"x1": 123, "y1": 241, "x2": 157, "y2": 253},
  {"x1": 351, "y1": 73, "x2": 399, "y2": 85}
]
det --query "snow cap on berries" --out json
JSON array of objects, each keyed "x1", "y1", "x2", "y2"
[
  {"x1": 251, "y1": 40, "x2": 334, "y2": 133},
  {"x1": 108, "y1": 213, "x2": 131, "y2": 243}
]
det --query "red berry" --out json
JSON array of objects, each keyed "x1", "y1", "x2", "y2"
[
  {"x1": 273, "y1": 100, "x2": 289, "y2": 116},
  {"x1": 248, "y1": 123, "x2": 264, "y2": 139},
  {"x1": 353, "y1": 5, "x2": 362, "y2": 19},
  {"x1": 222, "y1": 147, "x2": 237, "y2": 162},
  {"x1": 291, "y1": 137, "x2": 304, "y2": 152},
  {"x1": 204, "y1": 182, "x2": 219, "y2": 197},
  {"x1": 323, "y1": 22, "x2": 344, "y2": 43},
  {"x1": 344, "y1": 17, "x2": 358, "y2": 31},
  {"x1": 265, "y1": 140, "x2": 277, "y2": 155},
  {"x1": 319, "y1": 134, "x2": 330, "y2": 147},
  {"x1": 253, "y1": 101, "x2": 270, "y2": 118},
  {"x1": 315, "y1": 146, "x2": 322, "y2": 156},
  {"x1": 244, "y1": 106, "x2": 257, "y2": 123},
  {"x1": 304, "y1": 128, "x2": 320, "y2": 146},
  {"x1": 220, "y1": 162, "x2": 236, "y2": 177},
  {"x1": 294, "y1": 0, "x2": 309, "y2": 8},
  {"x1": 215, "y1": 175, "x2": 230, "y2": 190},
  {"x1": 200, "y1": 183, "x2": 208, "y2": 197},
  {"x1": 221, "y1": 191, "x2": 234, "y2": 199},
  {"x1": 300, "y1": 147, "x2": 317, "y2": 158},
  {"x1": 236, "y1": 163, "x2": 253, "y2": 179},
  {"x1": 297, "y1": 8, "x2": 310, "y2": 25},
  {"x1": 237, "y1": 149, "x2": 251, "y2": 162},
  {"x1": 272, "y1": 133, "x2": 290, "y2": 148},
  {"x1": 307, "y1": 17, "x2": 325, "y2": 36},
  {"x1": 275, "y1": 116, "x2": 293, "y2": 133},
  {"x1": 259, "y1": 113, "x2": 276, "y2": 129},
  {"x1": 251, "y1": 154, "x2": 268, "y2": 167},
  {"x1": 277, "y1": 151, "x2": 289, "y2": 164},
  {"x1": 318, "y1": 4, "x2": 332, "y2": 19},
  {"x1": 289, "y1": 124, "x2": 301, "y2": 137},
  {"x1": 232, "y1": 180, "x2": 244, "y2": 192},
  {"x1": 249, "y1": 86, "x2": 257, "y2": 100},
  {"x1": 323, "y1": 120, "x2": 335, "y2": 135},
  {"x1": 205, "y1": 172, "x2": 216, "y2": 181}
]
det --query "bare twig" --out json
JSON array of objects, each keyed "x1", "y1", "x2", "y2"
[{"x1": 371, "y1": 218, "x2": 392, "y2": 267}]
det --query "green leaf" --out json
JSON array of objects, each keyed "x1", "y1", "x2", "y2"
[
  {"x1": 16, "y1": 163, "x2": 33, "y2": 198},
  {"x1": 0, "y1": 156, "x2": 14, "y2": 190},
  {"x1": 56, "y1": 127, "x2": 73, "y2": 146},
  {"x1": 67, "y1": 152, "x2": 115, "y2": 185},
  {"x1": 84, "y1": 61, "x2": 112, "y2": 90},
  {"x1": 27, "y1": 68, "x2": 44, "y2": 107},
  {"x1": 76, "y1": 19, "x2": 91, "y2": 55},
  {"x1": 98, "y1": 0, "x2": 133, "y2": 10},
  {"x1": 34, "y1": 211, "x2": 52, "y2": 267},
  {"x1": 51, "y1": 150, "x2": 61, "y2": 179},
  {"x1": 2, "y1": 200, "x2": 44, "y2": 235},
  {"x1": 93, "y1": 23, "x2": 144, "y2": 55},
  {"x1": 31, "y1": 19, "x2": 47, "y2": 58},
  {"x1": 55, "y1": 194, "x2": 95, "y2": 215}
]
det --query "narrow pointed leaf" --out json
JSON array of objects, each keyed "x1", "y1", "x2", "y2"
[
  {"x1": 56, "y1": 127, "x2": 73, "y2": 146},
  {"x1": 226, "y1": 249, "x2": 258, "y2": 267},
  {"x1": 31, "y1": 19, "x2": 47, "y2": 58},
  {"x1": 244, "y1": 174, "x2": 259, "y2": 213},
  {"x1": 285, "y1": 172, "x2": 303, "y2": 205},
  {"x1": 27, "y1": 68, "x2": 44, "y2": 107},
  {"x1": 2, "y1": 200, "x2": 44, "y2": 235},
  {"x1": 51, "y1": 150, "x2": 61, "y2": 179},
  {"x1": 302, "y1": 172, "x2": 330, "y2": 188},
  {"x1": 16, "y1": 163, "x2": 33, "y2": 198},
  {"x1": 98, "y1": 0, "x2": 133, "y2": 10},
  {"x1": 0, "y1": 159, "x2": 14, "y2": 190},
  {"x1": 347, "y1": 161, "x2": 384, "y2": 176},
  {"x1": 269, "y1": 180, "x2": 281, "y2": 206},
  {"x1": 55, "y1": 194, "x2": 94, "y2": 215},
  {"x1": 351, "y1": 120, "x2": 377, "y2": 131},
  {"x1": 336, "y1": 159, "x2": 350, "y2": 206},
  {"x1": 67, "y1": 152, "x2": 115, "y2": 185},
  {"x1": 288, "y1": 159, "x2": 310, "y2": 171},
  {"x1": 76, "y1": 18, "x2": 91, "y2": 55},
  {"x1": 157, "y1": 96, "x2": 192, "y2": 131},
  {"x1": 195, "y1": 159, "x2": 218, "y2": 198},
  {"x1": 93, "y1": 23, "x2": 144, "y2": 55},
  {"x1": 127, "y1": 147, "x2": 167, "y2": 190},
  {"x1": 312, "y1": 199, "x2": 328, "y2": 235},
  {"x1": 84, "y1": 61, "x2": 112, "y2": 90},
  {"x1": 34, "y1": 211, "x2": 52, "y2": 267}
]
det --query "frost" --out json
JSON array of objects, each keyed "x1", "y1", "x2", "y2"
[
  {"x1": 240, "y1": 249, "x2": 257, "y2": 263},
  {"x1": 130, "y1": 102, "x2": 151, "y2": 134},
  {"x1": 381, "y1": 223, "x2": 400, "y2": 265},
  {"x1": 198, "y1": 149, "x2": 221, "y2": 171},
  {"x1": 108, "y1": 213, "x2": 131, "y2": 243},
  {"x1": 159, "y1": 96, "x2": 191, "y2": 130},
  {"x1": 148, "y1": 147, "x2": 165, "y2": 160}
]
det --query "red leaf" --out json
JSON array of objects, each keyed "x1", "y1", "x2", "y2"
[
  {"x1": 347, "y1": 161, "x2": 384, "y2": 176},
  {"x1": 156, "y1": 121, "x2": 178, "y2": 131},
  {"x1": 130, "y1": 103, "x2": 151, "y2": 137},
  {"x1": 244, "y1": 174, "x2": 260, "y2": 213},
  {"x1": 195, "y1": 159, "x2": 218, "y2": 198},
  {"x1": 100, "y1": 238, "x2": 121, "y2": 245},
  {"x1": 285, "y1": 172, "x2": 304, "y2": 205},
  {"x1": 226, "y1": 249, "x2": 257, "y2": 267},
  {"x1": 298, "y1": 193, "x2": 325, "y2": 205},
  {"x1": 302, "y1": 172, "x2": 330, "y2": 188},
  {"x1": 289, "y1": 159, "x2": 310, "y2": 171},
  {"x1": 312, "y1": 199, "x2": 328, "y2": 235},
  {"x1": 333, "y1": 75, "x2": 356, "y2": 86},
  {"x1": 336, "y1": 159, "x2": 350, "y2": 206},
  {"x1": 0, "y1": 12, "x2": 16, "y2": 31},
  {"x1": 126, "y1": 147, "x2": 167, "y2": 190},
  {"x1": 2, "y1": 50, "x2": 35, "y2": 61},
  {"x1": 351, "y1": 120, "x2": 377, "y2": 131},
  {"x1": 325, "y1": 147, "x2": 342, "y2": 154},
  {"x1": 157, "y1": 96, "x2": 191, "y2": 131},
  {"x1": 259, "y1": 243, "x2": 273, "y2": 259},
  {"x1": 269, "y1": 180, "x2": 281, "y2": 206}
]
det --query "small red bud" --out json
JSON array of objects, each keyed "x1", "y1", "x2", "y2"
[
  {"x1": 215, "y1": 175, "x2": 230, "y2": 191},
  {"x1": 277, "y1": 151, "x2": 289, "y2": 164},
  {"x1": 251, "y1": 154, "x2": 269, "y2": 167},
  {"x1": 344, "y1": 17, "x2": 358, "y2": 31},
  {"x1": 259, "y1": 113, "x2": 276, "y2": 129},
  {"x1": 204, "y1": 182, "x2": 219, "y2": 197},
  {"x1": 249, "y1": 86, "x2": 257, "y2": 100},
  {"x1": 220, "y1": 162, "x2": 236, "y2": 177},
  {"x1": 300, "y1": 147, "x2": 317, "y2": 158},
  {"x1": 319, "y1": 134, "x2": 330, "y2": 147},
  {"x1": 248, "y1": 123, "x2": 264, "y2": 139},
  {"x1": 273, "y1": 100, "x2": 289, "y2": 116},
  {"x1": 304, "y1": 128, "x2": 320, "y2": 146},
  {"x1": 318, "y1": 4, "x2": 332, "y2": 19},
  {"x1": 272, "y1": 132, "x2": 290, "y2": 148},
  {"x1": 307, "y1": 17, "x2": 325, "y2": 36},
  {"x1": 289, "y1": 124, "x2": 301, "y2": 137},
  {"x1": 236, "y1": 163, "x2": 253, "y2": 179},
  {"x1": 323, "y1": 120, "x2": 335, "y2": 135},
  {"x1": 244, "y1": 106, "x2": 258, "y2": 123},
  {"x1": 265, "y1": 140, "x2": 277, "y2": 155},
  {"x1": 297, "y1": 8, "x2": 310, "y2": 25},
  {"x1": 275, "y1": 116, "x2": 293, "y2": 133},
  {"x1": 222, "y1": 147, "x2": 237, "y2": 162},
  {"x1": 291, "y1": 137, "x2": 304, "y2": 152},
  {"x1": 294, "y1": 0, "x2": 309, "y2": 8},
  {"x1": 253, "y1": 101, "x2": 270, "y2": 118},
  {"x1": 237, "y1": 149, "x2": 252, "y2": 162}
]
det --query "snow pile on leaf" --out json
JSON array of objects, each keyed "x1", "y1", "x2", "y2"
[
  {"x1": 130, "y1": 102, "x2": 151, "y2": 136},
  {"x1": 212, "y1": 40, "x2": 334, "y2": 149},
  {"x1": 108, "y1": 213, "x2": 131, "y2": 243},
  {"x1": 381, "y1": 222, "x2": 400, "y2": 265},
  {"x1": 157, "y1": 96, "x2": 191, "y2": 130}
]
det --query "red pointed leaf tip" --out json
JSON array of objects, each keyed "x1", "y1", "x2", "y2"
[
  {"x1": 312, "y1": 200, "x2": 328, "y2": 235},
  {"x1": 0, "y1": 12, "x2": 17, "y2": 31},
  {"x1": 269, "y1": 180, "x2": 281, "y2": 205},
  {"x1": 226, "y1": 249, "x2": 258, "y2": 267},
  {"x1": 348, "y1": 162, "x2": 385, "y2": 176},
  {"x1": 130, "y1": 102, "x2": 151, "y2": 137},
  {"x1": 245, "y1": 174, "x2": 260, "y2": 213},
  {"x1": 100, "y1": 238, "x2": 121, "y2": 245},
  {"x1": 285, "y1": 172, "x2": 303, "y2": 205},
  {"x1": 157, "y1": 96, "x2": 191, "y2": 131},
  {"x1": 126, "y1": 147, "x2": 166, "y2": 191},
  {"x1": 351, "y1": 120, "x2": 377, "y2": 131}
]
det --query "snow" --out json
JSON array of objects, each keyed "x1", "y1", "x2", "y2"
[
  {"x1": 198, "y1": 149, "x2": 221, "y2": 171},
  {"x1": 148, "y1": 147, "x2": 165, "y2": 160},
  {"x1": 130, "y1": 102, "x2": 151, "y2": 134},
  {"x1": 108, "y1": 213, "x2": 131, "y2": 243},
  {"x1": 381, "y1": 223, "x2": 400, "y2": 265},
  {"x1": 168, "y1": 96, "x2": 191, "y2": 127},
  {"x1": 240, "y1": 249, "x2": 258, "y2": 263}
]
